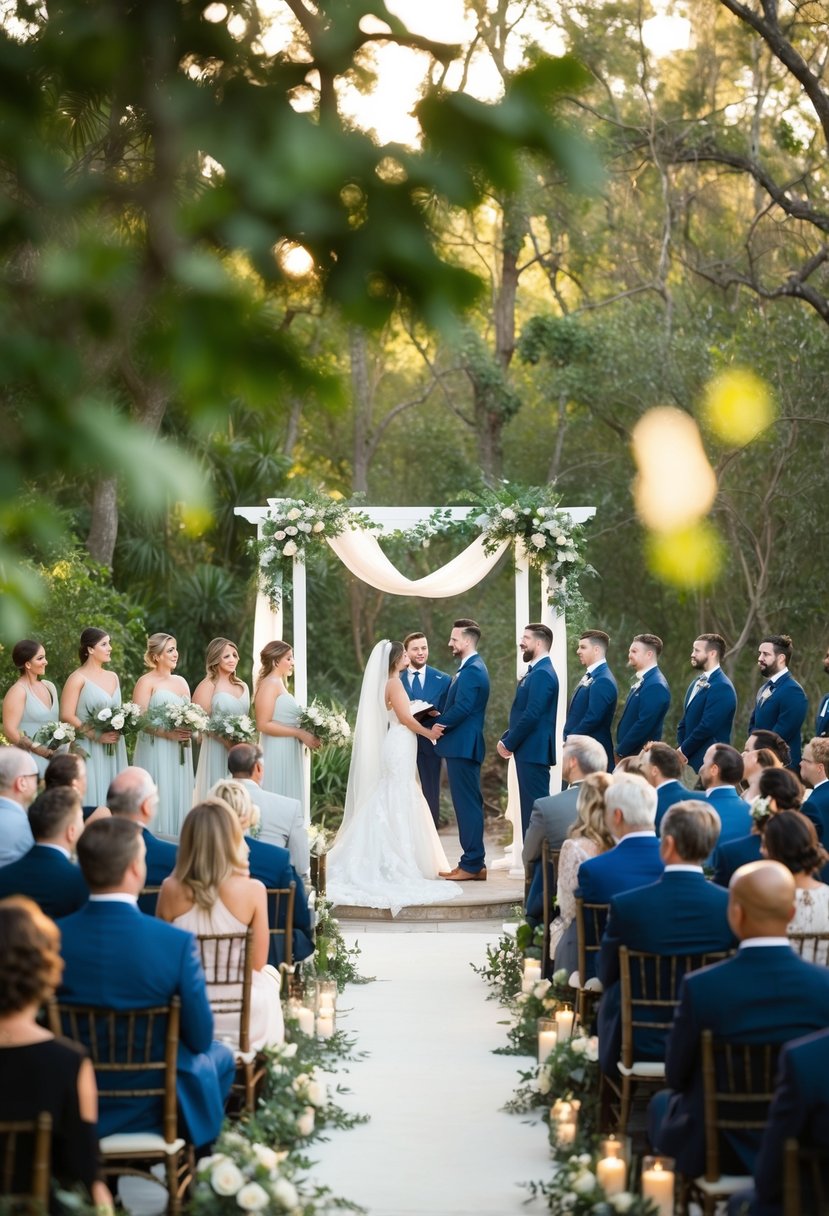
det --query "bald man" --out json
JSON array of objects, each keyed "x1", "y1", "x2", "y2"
[{"x1": 649, "y1": 860, "x2": 829, "y2": 1179}]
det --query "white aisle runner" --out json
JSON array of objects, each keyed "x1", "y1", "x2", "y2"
[{"x1": 311, "y1": 929, "x2": 549, "y2": 1216}]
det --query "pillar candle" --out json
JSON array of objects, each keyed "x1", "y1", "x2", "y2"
[
  {"x1": 641, "y1": 1160, "x2": 674, "y2": 1216},
  {"x1": 555, "y1": 1008, "x2": 575, "y2": 1040},
  {"x1": 597, "y1": 1156, "x2": 627, "y2": 1196}
]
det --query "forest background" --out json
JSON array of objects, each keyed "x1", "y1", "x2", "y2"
[{"x1": 2, "y1": 0, "x2": 828, "y2": 815}]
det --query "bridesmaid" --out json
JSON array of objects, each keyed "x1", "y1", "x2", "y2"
[
  {"x1": 2, "y1": 640, "x2": 60, "y2": 777},
  {"x1": 132, "y1": 633, "x2": 194, "y2": 838},
  {"x1": 253, "y1": 640, "x2": 319, "y2": 803},
  {"x1": 192, "y1": 637, "x2": 250, "y2": 803},
  {"x1": 61, "y1": 628, "x2": 128, "y2": 805}
]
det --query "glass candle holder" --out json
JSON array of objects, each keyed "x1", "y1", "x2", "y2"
[
  {"x1": 554, "y1": 1005, "x2": 575, "y2": 1040},
  {"x1": 537, "y1": 1017, "x2": 558, "y2": 1063},
  {"x1": 315, "y1": 978, "x2": 338, "y2": 1014}
]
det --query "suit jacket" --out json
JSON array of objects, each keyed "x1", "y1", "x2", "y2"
[
  {"x1": 500, "y1": 655, "x2": 558, "y2": 765},
  {"x1": 747, "y1": 670, "x2": 808, "y2": 766},
  {"x1": 0, "y1": 844, "x2": 88, "y2": 918},
  {"x1": 522, "y1": 784, "x2": 582, "y2": 865},
  {"x1": 563, "y1": 661, "x2": 618, "y2": 768},
  {"x1": 659, "y1": 944, "x2": 829, "y2": 1177},
  {"x1": 815, "y1": 692, "x2": 829, "y2": 738},
  {"x1": 576, "y1": 835, "x2": 664, "y2": 977},
  {"x1": 654, "y1": 781, "x2": 708, "y2": 832},
  {"x1": 434, "y1": 653, "x2": 490, "y2": 763},
  {"x1": 676, "y1": 667, "x2": 738, "y2": 772},
  {"x1": 57, "y1": 899, "x2": 233, "y2": 1148},
  {"x1": 615, "y1": 668, "x2": 671, "y2": 758},
  {"x1": 706, "y1": 786, "x2": 753, "y2": 862},
  {"x1": 246, "y1": 835, "x2": 313, "y2": 964},
  {"x1": 712, "y1": 832, "x2": 761, "y2": 887},
  {"x1": 0, "y1": 796, "x2": 34, "y2": 868},
  {"x1": 802, "y1": 781, "x2": 829, "y2": 842},
  {"x1": 597, "y1": 870, "x2": 735, "y2": 1072},
  {"x1": 405, "y1": 664, "x2": 451, "y2": 766},
  {"x1": 239, "y1": 779, "x2": 309, "y2": 875},
  {"x1": 138, "y1": 827, "x2": 178, "y2": 915}
]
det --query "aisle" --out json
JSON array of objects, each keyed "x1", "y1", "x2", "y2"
[{"x1": 310, "y1": 928, "x2": 549, "y2": 1216}]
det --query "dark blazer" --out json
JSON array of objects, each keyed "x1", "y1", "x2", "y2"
[
  {"x1": 597, "y1": 869, "x2": 735, "y2": 1073},
  {"x1": 434, "y1": 653, "x2": 490, "y2": 763},
  {"x1": 615, "y1": 668, "x2": 671, "y2": 758},
  {"x1": 57, "y1": 900, "x2": 234, "y2": 1148},
  {"x1": 576, "y1": 835, "x2": 664, "y2": 977},
  {"x1": 500, "y1": 655, "x2": 558, "y2": 765},
  {"x1": 138, "y1": 828, "x2": 178, "y2": 915},
  {"x1": 747, "y1": 671, "x2": 808, "y2": 766},
  {"x1": 246, "y1": 835, "x2": 313, "y2": 964},
  {"x1": 676, "y1": 667, "x2": 738, "y2": 772},
  {"x1": 803, "y1": 781, "x2": 829, "y2": 842},
  {"x1": 404, "y1": 664, "x2": 450, "y2": 714},
  {"x1": 712, "y1": 832, "x2": 761, "y2": 887},
  {"x1": 815, "y1": 692, "x2": 829, "y2": 738},
  {"x1": 657, "y1": 945, "x2": 829, "y2": 1178},
  {"x1": 0, "y1": 844, "x2": 88, "y2": 919},
  {"x1": 655, "y1": 781, "x2": 708, "y2": 832},
  {"x1": 706, "y1": 787, "x2": 753, "y2": 868},
  {"x1": 564, "y1": 661, "x2": 618, "y2": 768}
]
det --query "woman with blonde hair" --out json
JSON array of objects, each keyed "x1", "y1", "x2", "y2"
[
  {"x1": 253, "y1": 640, "x2": 319, "y2": 802},
  {"x1": 549, "y1": 772, "x2": 615, "y2": 970},
  {"x1": 192, "y1": 639, "x2": 251, "y2": 803},
  {"x1": 156, "y1": 800, "x2": 283, "y2": 1048},
  {"x1": 132, "y1": 633, "x2": 195, "y2": 837}
]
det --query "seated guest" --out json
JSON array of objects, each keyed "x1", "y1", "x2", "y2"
[
  {"x1": 574, "y1": 772, "x2": 665, "y2": 980},
  {"x1": 0, "y1": 746, "x2": 38, "y2": 867},
  {"x1": 799, "y1": 737, "x2": 829, "y2": 840},
  {"x1": 58, "y1": 818, "x2": 234, "y2": 1150},
  {"x1": 700, "y1": 743, "x2": 751, "y2": 858},
  {"x1": 106, "y1": 766, "x2": 177, "y2": 914},
  {"x1": 740, "y1": 731, "x2": 786, "y2": 805},
  {"x1": 649, "y1": 860, "x2": 829, "y2": 1180},
  {"x1": 227, "y1": 744, "x2": 309, "y2": 876},
  {"x1": 762, "y1": 810, "x2": 829, "y2": 962},
  {"x1": 546, "y1": 773, "x2": 614, "y2": 971},
  {"x1": 157, "y1": 800, "x2": 283, "y2": 1050},
  {"x1": 641, "y1": 742, "x2": 707, "y2": 832},
  {"x1": 597, "y1": 803, "x2": 735, "y2": 1074},
  {"x1": 209, "y1": 779, "x2": 314, "y2": 964},
  {"x1": 613, "y1": 755, "x2": 650, "y2": 778},
  {"x1": 0, "y1": 897, "x2": 113, "y2": 1213},
  {"x1": 0, "y1": 787, "x2": 88, "y2": 918},
  {"x1": 713, "y1": 768, "x2": 803, "y2": 887},
  {"x1": 44, "y1": 753, "x2": 106, "y2": 821}
]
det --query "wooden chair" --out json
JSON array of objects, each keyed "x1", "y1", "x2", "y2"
[
  {"x1": 138, "y1": 885, "x2": 162, "y2": 917},
  {"x1": 310, "y1": 852, "x2": 326, "y2": 896},
  {"x1": 573, "y1": 897, "x2": 609, "y2": 1025},
  {"x1": 266, "y1": 882, "x2": 296, "y2": 996},
  {"x1": 783, "y1": 1137, "x2": 829, "y2": 1216},
  {"x1": 0, "y1": 1112, "x2": 52, "y2": 1210},
  {"x1": 49, "y1": 998, "x2": 190, "y2": 1214},
  {"x1": 196, "y1": 928, "x2": 265, "y2": 1114},
  {"x1": 540, "y1": 841, "x2": 561, "y2": 976},
  {"x1": 788, "y1": 931, "x2": 829, "y2": 965}
]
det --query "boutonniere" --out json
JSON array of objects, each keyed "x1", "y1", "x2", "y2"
[
  {"x1": 759, "y1": 686, "x2": 773, "y2": 703},
  {"x1": 630, "y1": 676, "x2": 643, "y2": 692},
  {"x1": 695, "y1": 677, "x2": 710, "y2": 691},
  {"x1": 579, "y1": 675, "x2": 593, "y2": 688}
]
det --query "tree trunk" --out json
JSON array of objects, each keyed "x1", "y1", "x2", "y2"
[
  {"x1": 86, "y1": 476, "x2": 119, "y2": 567},
  {"x1": 349, "y1": 326, "x2": 372, "y2": 493}
]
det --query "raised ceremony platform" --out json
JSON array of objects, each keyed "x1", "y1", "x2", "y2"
[{"x1": 332, "y1": 865, "x2": 523, "y2": 926}]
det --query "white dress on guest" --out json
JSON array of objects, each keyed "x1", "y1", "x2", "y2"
[
  {"x1": 789, "y1": 886, "x2": 829, "y2": 964},
  {"x1": 549, "y1": 837, "x2": 601, "y2": 960}
]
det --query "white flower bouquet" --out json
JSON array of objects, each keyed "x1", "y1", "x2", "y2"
[
  {"x1": 142, "y1": 701, "x2": 210, "y2": 764},
  {"x1": 208, "y1": 709, "x2": 258, "y2": 745},
  {"x1": 32, "y1": 721, "x2": 77, "y2": 752},
  {"x1": 298, "y1": 700, "x2": 351, "y2": 748},
  {"x1": 84, "y1": 701, "x2": 143, "y2": 755},
  {"x1": 193, "y1": 1131, "x2": 300, "y2": 1215}
]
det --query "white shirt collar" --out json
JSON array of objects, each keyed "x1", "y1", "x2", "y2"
[
  {"x1": 664, "y1": 864, "x2": 704, "y2": 874},
  {"x1": 812, "y1": 778, "x2": 828, "y2": 790},
  {"x1": 586, "y1": 659, "x2": 603, "y2": 674},
  {"x1": 702, "y1": 663, "x2": 720, "y2": 676},
  {"x1": 635, "y1": 663, "x2": 658, "y2": 678},
  {"x1": 38, "y1": 843, "x2": 70, "y2": 859},
  {"x1": 769, "y1": 669, "x2": 787, "y2": 684},
  {"x1": 655, "y1": 778, "x2": 680, "y2": 790},
  {"x1": 739, "y1": 937, "x2": 791, "y2": 949},
  {"x1": 88, "y1": 893, "x2": 139, "y2": 905},
  {"x1": 617, "y1": 830, "x2": 657, "y2": 841},
  {"x1": 457, "y1": 652, "x2": 477, "y2": 670},
  {"x1": 705, "y1": 784, "x2": 733, "y2": 796}
]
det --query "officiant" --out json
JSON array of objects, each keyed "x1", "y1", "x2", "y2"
[{"x1": 403, "y1": 633, "x2": 451, "y2": 828}]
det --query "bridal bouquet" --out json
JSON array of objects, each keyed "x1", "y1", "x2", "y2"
[
  {"x1": 298, "y1": 701, "x2": 351, "y2": 748},
  {"x1": 208, "y1": 708, "x2": 258, "y2": 745},
  {"x1": 32, "y1": 721, "x2": 77, "y2": 752},
  {"x1": 142, "y1": 702, "x2": 210, "y2": 764},
  {"x1": 84, "y1": 702, "x2": 143, "y2": 755}
]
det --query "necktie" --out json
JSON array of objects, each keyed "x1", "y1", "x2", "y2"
[{"x1": 411, "y1": 671, "x2": 422, "y2": 696}]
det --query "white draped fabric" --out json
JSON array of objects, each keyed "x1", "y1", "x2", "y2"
[{"x1": 326, "y1": 528, "x2": 510, "y2": 598}]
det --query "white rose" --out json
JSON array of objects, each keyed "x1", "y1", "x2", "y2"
[
  {"x1": 516, "y1": 991, "x2": 529, "y2": 1005},
  {"x1": 110, "y1": 714, "x2": 125, "y2": 731},
  {"x1": 306, "y1": 1078, "x2": 327, "y2": 1108},
  {"x1": 500, "y1": 507, "x2": 515, "y2": 521},
  {"x1": 531, "y1": 532, "x2": 546, "y2": 548},
  {"x1": 197, "y1": 1154, "x2": 226, "y2": 1174},
  {"x1": 287, "y1": 507, "x2": 301, "y2": 520},
  {"x1": 298, "y1": 522, "x2": 312, "y2": 533},
  {"x1": 272, "y1": 1178, "x2": 299, "y2": 1210},
  {"x1": 251, "y1": 1144, "x2": 279, "y2": 1171},
  {"x1": 211, "y1": 1161, "x2": 244, "y2": 1196},
  {"x1": 277, "y1": 1041, "x2": 298, "y2": 1059},
  {"x1": 522, "y1": 507, "x2": 531, "y2": 514},
  {"x1": 274, "y1": 530, "x2": 286, "y2": 541},
  {"x1": 533, "y1": 980, "x2": 551, "y2": 999},
  {"x1": 285, "y1": 525, "x2": 298, "y2": 536},
  {"x1": 585, "y1": 1036, "x2": 599, "y2": 1061},
  {"x1": 236, "y1": 1182, "x2": 269, "y2": 1211},
  {"x1": 572, "y1": 1170, "x2": 596, "y2": 1195},
  {"x1": 536, "y1": 1066, "x2": 551, "y2": 1095},
  {"x1": 610, "y1": 1194, "x2": 635, "y2": 1213},
  {"x1": 296, "y1": 1107, "x2": 315, "y2": 1137},
  {"x1": 312, "y1": 521, "x2": 325, "y2": 532},
  {"x1": 96, "y1": 708, "x2": 112, "y2": 722},
  {"x1": 538, "y1": 507, "x2": 547, "y2": 516},
  {"x1": 282, "y1": 541, "x2": 298, "y2": 557},
  {"x1": 570, "y1": 1036, "x2": 587, "y2": 1054}
]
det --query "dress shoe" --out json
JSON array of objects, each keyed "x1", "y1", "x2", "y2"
[{"x1": 440, "y1": 866, "x2": 487, "y2": 881}]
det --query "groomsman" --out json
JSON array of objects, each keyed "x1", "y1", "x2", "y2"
[
  {"x1": 403, "y1": 632, "x2": 451, "y2": 828},
  {"x1": 497, "y1": 623, "x2": 559, "y2": 836},
  {"x1": 747, "y1": 634, "x2": 808, "y2": 766},
  {"x1": 563, "y1": 629, "x2": 618, "y2": 769},
  {"x1": 675, "y1": 633, "x2": 737, "y2": 772},
  {"x1": 815, "y1": 644, "x2": 829, "y2": 736},
  {"x1": 614, "y1": 633, "x2": 671, "y2": 762}
]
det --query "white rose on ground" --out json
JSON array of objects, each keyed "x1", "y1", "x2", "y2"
[
  {"x1": 533, "y1": 980, "x2": 551, "y2": 999},
  {"x1": 287, "y1": 507, "x2": 302, "y2": 520},
  {"x1": 251, "y1": 1144, "x2": 279, "y2": 1171},
  {"x1": 584, "y1": 1036, "x2": 599, "y2": 1061},
  {"x1": 296, "y1": 1107, "x2": 315, "y2": 1137},
  {"x1": 312, "y1": 521, "x2": 325, "y2": 532},
  {"x1": 531, "y1": 532, "x2": 547, "y2": 548},
  {"x1": 306, "y1": 1078, "x2": 327, "y2": 1107},
  {"x1": 197, "y1": 1154, "x2": 226, "y2": 1174},
  {"x1": 571, "y1": 1170, "x2": 596, "y2": 1195},
  {"x1": 536, "y1": 1066, "x2": 552, "y2": 1095},
  {"x1": 236, "y1": 1182, "x2": 269, "y2": 1211},
  {"x1": 272, "y1": 1178, "x2": 299, "y2": 1210},
  {"x1": 211, "y1": 1160, "x2": 245, "y2": 1196},
  {"x1": 610, "y1": 1193, "x2": 635, "y2": 1213},
  {"x1": 277, "y1": 1042, "x2": 298, "y2": 1059},
  {"x1": 282, "y1": 541, "x2": 298, "y2": 557},
  {"x1": 516, "y1": 992, "x2": 529, "y2": 1005}
]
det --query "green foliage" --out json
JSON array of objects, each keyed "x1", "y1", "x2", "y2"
[{"x1": 311, "y1": 746, "x2": 352, "y2": 832}]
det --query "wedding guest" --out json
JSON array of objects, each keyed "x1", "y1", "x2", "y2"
[
  {"x1": 747, "y1": 634, "x2": 808, "y2": 767},
  {"x1": 0, "y1": 897, "x2": 113, "y2": 1212},
  {"x1": 132, "y1": 633, "x2": 194, "y2": 838},
  {"x1": 44, "y1": 753, "x2": 109, "y2": 822},
  {"x1": 253, "y1": 640, "x2": 319, "y2": 805},
  {"x1": 676, "y1": 633, "x2": 738, "y2": 772},
  {"x1": 227, "y1": 743, "x2": 309, "y2": 875},
  {"x1": 740, "y1": 735, "x2": 784, "y2": 804},
  {"x1": 713, "y1": 767, "x2": 803, "y2": 888},
  {"x1": 60, "y1": 628, "x2": 128, "y2": 806},
  {"x1": 0, "y1": 746, "x2": 38, "y2": 867},
  {"x1": 814, "y1": 643, "x2": 829, "y2": 737},
  {"x1": 641, "y1": 741, "x2": 707, "y2": 832},
  {"x1": 106, "y1": 766, "x2": 177, "y2": 915},
  {"x1": 2, "y1": 640, "x2": 59, "y2": 777},
  {"x1": 613, "y1": 754, "x2": 650, "y2": 778},
  {"x1": 547, "y1": 772, "x2": 614, "y2": 973},
  {"x1": 58, "y1": 818, "x2": 234, "y2": 1149},
  {"x1": 799, "y1": 737, "x2": 829, "y2": 840},
  {"x1": 614, "y1": 633, "x2": 671, "y2": 761},
  {"x1": 699, "y1": 743, "x2": 751, "y2": 853},
  {"x1": 563, "y1": 629, "x2": 618, "y2": 770},
  {"x1": 156, "y1": 800, "x2": 284, "y2": 1049},
  {"x1": 0, "y1": 788, "x2": 88, "y2": 918},
  {"x1": 762, "y1": 810, "x2": 829, "y2": 961},
  {"x1": 192, "y1": 637, "x2": 251, "y2": 804},
  {"x1": 403, "y1": 632, "x2": 451, "y2": 828},
  {"x1": 497, "y1": 623, "x2": 559, "y2": 836}
]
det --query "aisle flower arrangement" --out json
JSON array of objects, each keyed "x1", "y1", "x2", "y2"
[
  {"x1": 498, "y1": 970, "x2": 573, "y2": 1056},
  {"x1": 525, "y1": 1151, "x2": 658, "y2": 1216},
  {"x1": 470, "y1": 928, "x2": 524, "y2": 1003},
  {"x1": 298, "y1": 701, "x2": 351, "y2": 748},
  {"x1": 313, "y1": 897, "x2": 374, "y2": 990}
]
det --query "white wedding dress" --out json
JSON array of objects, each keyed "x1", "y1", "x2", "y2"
[{"x1": 327, "y1": 642, "x2": 457, "y2": 916}]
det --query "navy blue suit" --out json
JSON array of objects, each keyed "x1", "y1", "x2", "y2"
[
  {"x1": 615, "y1": 668, "x2": 671, "y2": 758},
  {"x1": 655, "y1": 781, "x2": 708, "y2": 832},
  {"x1": 712, "y1": 833, "x2": 761, "y2": 887},
  {"x1": 0, "y1": 844, "x2": 88, "y2": 919},
  {"x1": 500, "y1": 656, "x2": 559, "y2": 835},
  {"x1": 575, "y1": 835, "x2": 664, "y2": 978},
  {"x1": 404, "y1": 664, "x2": 450, "y2": 827},
  {"x1": 57, "y1": 900, "x2": 234, "y2": 1148},
  {"x1": 435, "y1": 653, "x2": 490, "y2": 873},
  {"x1": 652, "y1": 945, "x2": 829, "y2": 1178},
  {"x1": 815, "y1": 692, "x2": 829, "y2": 738},
  {"x1": 748, "y1": 671, "x2": 808, "y2": 766},
  {"x1": 564, "y1": 661, "x2": 618, "y2": 769},
  {"x1": 802, "y1": 781, "x2": 829, "y2": 842},
  {"x1": 597, "y1": 870, "x2": 735, "y2": 1073},
  {"x1": 706, "y1": 787, "x2": 753, "y2": 864},
  {"x1": 138, "y1": 827, "x2": 178, "y2": 916},
  {"x1": 246, "y1": 835, "x2": 313, "y2": 964},
  {"x1": 676, "y1": 667, "x2": 738, "y2": 772}
]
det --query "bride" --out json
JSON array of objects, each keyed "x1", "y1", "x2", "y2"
[{"x1": 327, "y1": 640, "x2": 458, "y2": 915}]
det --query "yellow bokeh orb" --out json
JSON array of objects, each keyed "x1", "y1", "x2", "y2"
[
  {"x1": 645, "y1": 520, "x2": 724, "y2": 588},
  {"x1": 701, "y1": 368, "x2": 776, "y2": 445}
]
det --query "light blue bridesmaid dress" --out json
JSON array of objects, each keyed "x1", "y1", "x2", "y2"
[
  {"x1": 193, "y1": 686, "x2": 251, "y2": 804},
  {"x1": 259, "y1": 691, "x2": 304, "y2": 803},
  {"x1": 76, "y1": 678, "x2": 128, "y2": 804},
  {"x1": 19, "y1": 681, "x2": 59, "y2": 778},
  {"x1": 133, "y1": 689, "x2": 195, "y2": 838}
]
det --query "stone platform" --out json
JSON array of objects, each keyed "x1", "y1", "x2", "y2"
[{"x1": 331, "y1": 865, "x2": 523, "y2": 925}]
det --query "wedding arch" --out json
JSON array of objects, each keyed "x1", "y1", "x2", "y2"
[{"x1": 236, "y1": 498, "x2": 595, "y2": 878}]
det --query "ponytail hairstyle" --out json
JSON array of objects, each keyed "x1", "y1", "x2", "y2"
[
  {"x1": 144, "y1": 633, "x2": 175, "y2": 670},
  {"x1": 78, "y1": 627, "x2": 108, "y2": 665},
  {"x1": 256, "y1": 640, "x2": 292, "y2": 692}
]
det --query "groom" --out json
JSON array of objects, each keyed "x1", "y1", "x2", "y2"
[{"x1": 434, "y1": 619, "x2": 490, "y2": 881}]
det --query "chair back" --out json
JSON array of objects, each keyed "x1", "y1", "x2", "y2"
[
  {"x1": 619, "y1": 948, "x2": 732, "y2": 1068},
  {"x1": 0, "y1": 1112, "x2": 52, "y2": 1207},
  {"x1": 49, "y1": 999, "x2": 180, "y2": 1143},
  {"x1": 265, "y1": 883, "x2": 296, "y2": 970},
  {"x1": 138, "y1": 885, "x2": 162, "y2": 916},
  {"x1": 196, "y1": 928, "x2": 253, "y2": 1053},
  {"x1": 788, "y1": 931, "x2": 829, "y2": 966},
  {"x1": 783, "y1": 1137, "x2": 829, "y2": 1216},
  {"x1": 700, "y1": 1028, "x2": 780, "y2": 1182},
  {"x1": 575, "y1": 897, "x2": 610, "y2": 984},
  {"x1": 539, "y1": 841, "x2": 561, "y2": 974}
]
